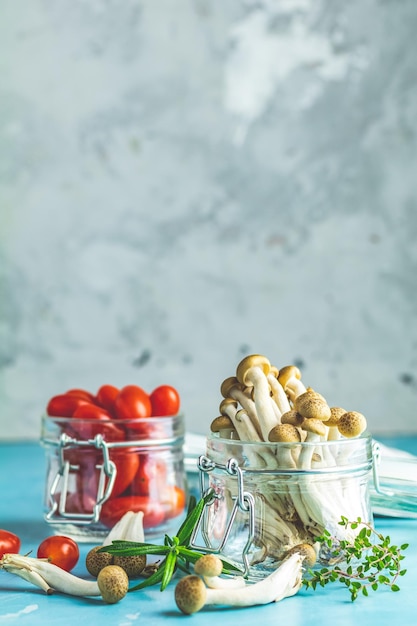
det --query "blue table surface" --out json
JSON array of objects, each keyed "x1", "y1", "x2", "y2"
[{"x1": 0, "y1": 437, "x2": 416, "y2": 626}]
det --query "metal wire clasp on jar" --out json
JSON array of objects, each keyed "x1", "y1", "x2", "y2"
[{"x1": 191, "y1": 433, "x2": 374, "y2": 580}]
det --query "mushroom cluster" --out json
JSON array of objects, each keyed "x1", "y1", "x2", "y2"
[{"x1": 208, "y1": 355, "x2": 370, "y2": 568}]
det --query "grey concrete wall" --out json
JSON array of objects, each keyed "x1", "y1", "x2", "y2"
[{"x1": 1, "y1": 0, "x2": 417, "y2": 440}]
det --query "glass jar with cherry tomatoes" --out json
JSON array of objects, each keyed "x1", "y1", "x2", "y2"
[{"x1": 40, "y1": 384, "x2": 188, "y2": 542}]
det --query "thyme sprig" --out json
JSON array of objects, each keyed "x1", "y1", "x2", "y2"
[
  {"x1": 99, "y1": 491, "x2": 243, "y2": 592},
  {"x1": 303, "y1": 516, "x2": 409, "y2": 601}
]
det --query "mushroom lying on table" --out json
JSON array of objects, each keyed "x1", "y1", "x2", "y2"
[{"x1": 175, "y1": 553, "x2": 304, "y2": 614}]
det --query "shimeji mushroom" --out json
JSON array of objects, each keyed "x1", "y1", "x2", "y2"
[
  {"x1": 97, "y1": 565, "x2": 129, "y2": 604},
  {"x1": 267, "y1": 366, "x2": 292, "y2": 416},
  {"x1": 268, "y1": 423, "x2": 301, "y2": 469},
  {"x1": 236, "y1": 355, "x2": 280, "y2": 441},
  {"x1": 193, "y1": 555, "x2": 245, "y2": 589},
  {"x1": 338, "y1": 411, "x2": 367, "y2": 439},
  {"x1": 175, "y1": 552, "x2": 304, "y2": 614},
  {"x1": 295, "y1": 391, "x2": 331, "y2": 422},
  {"x1": 219, "y1": 399, "x2": 261, "y2": 442},
  {"x1": 277, "y1": 365, "x2": 306, "y2": 403},
  {"x1": 210, "y1": 415, "x2": 237, "y2": 440},
  {"x1": 336, "y1": 411, "x2": 368, "y2": 482},
  {"x1": 298, "y1": 419, "x2": 327, "y2": 470},
  {"x1": 220, "y1": 376, "x2": 262, "y2": 438},
  {"x1": 87, "y1": 510, "x2": 147, "y2": 579},
  {"x1": 268, "y1": 424, "x2": 312, "y2": 526},
  {"x1": 282, "y1": 543, "x2": 317, "y2": 568},
  {"x1": 326, "y1": 407, "x2": 347, "y2": 441},
  {"x1": 0, "y1": 554, "x2": 128, "y2": 603}
]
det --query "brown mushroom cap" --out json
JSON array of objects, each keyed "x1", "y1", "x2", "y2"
[
  {"x1": 236, "y1": 354, "x2": 271, "y2": 387},
  {"x1": 219, "y1": 397, "x2": 238, "y2": 415},
  {"x1": 86, "y1": 546, "x2": 113, "y2": 577},
  {"x1": 326, "y1": 406, "x2": 347, "y2": 427},
  {"x1": 277, "y1": 365, "x2": 302, "y2": 388},
  {"x1": 283, "y1": 543, "x2": 317, "y2": 568},
  {"x1": 194, "y1": 554, "x2": 223, "y2": 578},
  {"x1": 305, "y1": 387, "x2": 326, "y2": 402},
  {"x1": 300, "y1": 417, "x2": 327, "y2": 437},
  {"x1": 269, "y1": 365, "x2": 279, "y2": 378},
  {"x1": 113, "y1": 554, "x2": 146, "y2": 578},
  {"x1": 338, "y1": 411, "x2": 367, "y2": 438},
  {"x1": 97, "y1": 565, "x2": 129, "y2": 604},
  {"x1": 210, "y1": 415, "x2": 234, "y2": 433},
  {"x1": 220, "y1": 376, "x2": 241, "y2": 398},
  {"x1": 175, "y1": 575, "x2": 207, "y2": 615},
  {"x1": 295, "y1": 392, "x2": 331, "y2": 421},
  {"x1": 281, "y1": 410, "x2": 304, "y2": 427},
  {"x1": 268, "y1": 423, "x2": 302, "y2": 443}
]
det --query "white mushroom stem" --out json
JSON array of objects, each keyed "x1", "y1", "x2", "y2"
[
  {"x1": 206, "y1": 552, "x2": 303, "y2": 606},
  {"x1": 219, "y1": 400, "x2": 252, "y2": 442},
  {"x1": 203, "y1": 575, "x2": 246, "y2": 589},
  {"x1": 243, "y1": 369, "x2": 279, "y2": 440},
  {"x1": 0, "y1": 554, "x2": 101, "y2": 596},
  {"x1": 234, "y1": 408, "x2": 263, "y2": 442},
  {"x1": 193, "y1": 555, "x2": 246, "y2": 590},
  {"x1": 267, "y1": 373, "x2": 291, "y2": 417},
  {"x1": 221, "y1": 377, "x2": 262, "y2": 438}
]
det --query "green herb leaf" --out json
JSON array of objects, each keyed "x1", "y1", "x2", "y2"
[
  {"x1": 176, "y1": 490, "x2": 214, "y2": 545},
  {"x1": 99, "y1": 542, "x2": 170, "y2": 557},
  {"x1": 160, "y1": 550, "x2": 178, "y2": 591},
  {"x1": 303, "y1": 517, "x2": 409, "y2": 601}
]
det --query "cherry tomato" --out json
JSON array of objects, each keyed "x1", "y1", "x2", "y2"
[
  {"x1": 149, "y1": 385, "x2": 180, "y2": 416},
  {"x1": 100, "y1": 496, "x2": 165, "y2": 529},
  {"x1": 72, "y1": 403, "x2": 125, "y2": 441},
  {"x1": 96, "y1": 384, "x2": 119, "y2": 415},
  {"x1": 83, "y1": 448, "x2": 140, "y2": 499},
  {"x1": 46, "y1": 394, "x2": 89, "y2": 418},
  {"x1": 0, "y1": 529, "x2": 21, "y2": 558},
  {"x1": 114, "y1": 385, "x2": 152, "y2": 420},
  {"x1": 55, "y1": 491, "x2": 97, "y2": 516},
  {"x1": 110, "y1": 449, "x2": 140, "y2": 497},
  {"x1": 37, "y1": 535, "x2": 79, "y2": 572},
  {"x1": 131, "y1": 455, "x2": 167, "y2": 497},
  {"x1": 72, "y1": 403, "x2": 112, "y2": 421},
  {"x1": 162, "y1": 485, "x2": 187, "y2": 520},
  {"x1": 65, "y1": 388, "x2": 97, "y2": 403}
]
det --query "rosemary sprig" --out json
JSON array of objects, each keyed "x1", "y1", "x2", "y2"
[
  {"x1": 303, "y1": 516, "x2": 409, "y2": 601},
  {"x1": 99, "y1": 490, "x2": 243, "y2": 592}
]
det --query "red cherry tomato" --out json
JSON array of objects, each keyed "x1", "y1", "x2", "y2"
[
  {"x1": 83, "y1": 448, "x2": 140, "y2": 500},
  {"x1": 96, "y1": 384, "x2": 119, "y2": 415},
  {"x1": 149, "y1": 385, "x2": 180, "y2": 416},
  {"x1": 110, "y1": 449, "x2": 140, "y2": 497},
  {"x1": 114, "y1": 385, "x2": 152, "y2": 420},
  {"x1": 100, "y1": 496, "x2": 165, "y2": 529},
  {"x1": 71, "y1": 403, "x2": 125, "y2": 441},
  {"x1": 46, "y1": 394, "x2": 89, "y2": 417},
  {"x1": 37, "y1": 535, "x2": 79, "y2": 572},
  {"x1": 131, "y1": 455, "x2": 167, "y2": 497},
  {"x1": 162, "y1": 485, "x2": 187, "y2": 520},
  {"x1": 65, "y1": 388, "x2": 97, "y2": 403},
  {"x1": 72, "y1": 403, "x2": 112, "y2": 420},
  {"x1": 0, "y1": 529, "x2": 21, "y2": 558}
]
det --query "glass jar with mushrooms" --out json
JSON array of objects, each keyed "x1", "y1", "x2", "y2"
[{"x1": 196, "y1": 355, "x2": 373, "y2": 580}]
